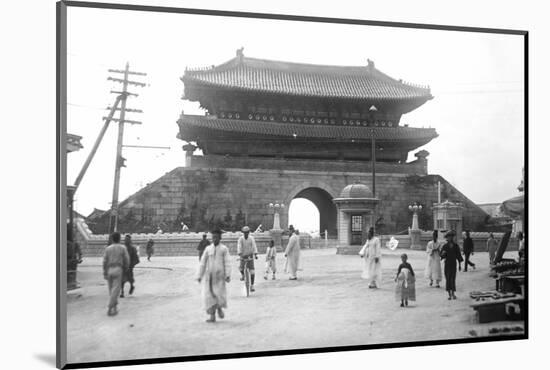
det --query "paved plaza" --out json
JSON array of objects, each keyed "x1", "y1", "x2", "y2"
[{"x1": 67, "y1": 248, "x2": 522, "y2": 364}]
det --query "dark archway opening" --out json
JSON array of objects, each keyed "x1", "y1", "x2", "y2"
[{"x1": 289, "y1": 187, "x2": 337, "y2": 237}]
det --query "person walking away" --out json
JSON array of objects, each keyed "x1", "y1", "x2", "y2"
[
  {"x1": 146, "y1": 239, "x2": 155, "y2": 262},
  {"x1": 463, "y1": 230, "x2": 476, "y2": 271},
  {"x1": 121, "y1": 234, "x2": 140, "y2": 297},
  {"x1": 425, "y1": 230, "x2": 442, "y2": 287},
  {"x1": 237, "y1": 226, "x2": 258, "y2": 291},
  {"x1": 395, "y1": 253, "x2": 416, "y2": 307},
  {"x1": 197, "y1": 233, "x2": 210, "y2": 261},
  {"x1": 284, "y1": 225, "x2": 301, "y2": 280},
  {"x1": 196, "y1": 229, "x2": 231, "y2": 323},
  {"x1": 264, "y1": 240, "x2": 277, "y2": 280},
  {"x1": 487, "y1": 233, "x2": 499, "y2": 265},
  {"x1": 102, "y1": 232, "x2": 129, "y2": 316},
  {"x1": 440, "y1": 231, "x2": 463, "y2": 300}
]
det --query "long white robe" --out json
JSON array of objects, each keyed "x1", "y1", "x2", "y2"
[
  {"x1": 284, "y1": 233, "x2": 300, "y2": 278},
  {"x1": 196, "y1": 243, "x2": 231, "y2": 312},
  {"x1": 424, "y1": 240, "x2": 442, "y2": 281},
  {"x1": 359, "y1": 237, "x2": 382, "y2": 287}
]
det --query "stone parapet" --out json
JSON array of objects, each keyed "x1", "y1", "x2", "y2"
[
  {"x1": 76, "y1": 218, "x2": 313, "y2": 257},
  {"x1": 189, "y1": 155, "x2": 427, "y2": 175}
]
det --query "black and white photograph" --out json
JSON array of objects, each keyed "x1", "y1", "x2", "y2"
[{"x1": 54, "y1": 0, "x2": 532, "y2": 368}]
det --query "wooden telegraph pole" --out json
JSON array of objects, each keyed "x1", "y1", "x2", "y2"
[{"x1": 107, "y1": 63, "x2": 146, "y2": 233}]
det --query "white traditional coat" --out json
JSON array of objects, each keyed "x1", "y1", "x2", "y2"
[
  {"x1": 359, "y1": 237, "x2": 382, "y2": 287},
  {"x1": 284, "y1": 233, "x2": 300, "y2": 277},
  {"x1": 196, "y1": 243, "x2": 231, "y2": 311},
  {"x1": 424, "y1": 240, "x2": 442, "y2": 281}
]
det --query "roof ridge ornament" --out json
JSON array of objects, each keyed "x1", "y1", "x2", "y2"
[
  {"x1": 236, "y1": 47, "x2": 244, "y2": 61},
  {"x1": 367, "y1": 59, "x2": 375, "y2": 71}
]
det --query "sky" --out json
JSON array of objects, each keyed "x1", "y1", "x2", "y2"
[{"x1": 66, "y1": 6, "x2": 524, "y2": 232}]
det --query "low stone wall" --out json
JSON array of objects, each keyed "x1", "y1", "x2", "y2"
[
  {"x1": 337, "y1": 231, "x2": 519, "y2": 255},
  {"x1": 76, "y1": 218, "x2": 313, "y2": 257}
]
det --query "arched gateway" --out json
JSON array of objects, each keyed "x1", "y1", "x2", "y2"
[
  {"x1": 98, "y1": 51, "x2": 488, "y2": 240},
  {"x1": 285, "y1": 182, "x2": 339, "y2": 237}
]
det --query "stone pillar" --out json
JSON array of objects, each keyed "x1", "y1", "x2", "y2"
[
  {"x1": 414, "y1": 150, "x2": 430, "y2": 175},
  {"x1": 409, "y1": 204, "x2": 423, "y2": 250},
  {"x1": 182, "y1": 143, "x2": 196, "y2": 167},
  {"x1": 273, "y1": 211, "x2": 281, "y2": 230},
  {"x1": 270, "y1": 229, "x2": 283, "y2": 251},
  {"x1": 412, "y1": 212, "x2": 419, "y2": 230},
  {"x1": 409, "y1": 228, "x2": 422, "y2": 250}
]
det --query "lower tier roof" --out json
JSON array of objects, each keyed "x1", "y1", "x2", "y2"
[{"x1": 177, "y1": 115, "x2": 438, "y2": 143}]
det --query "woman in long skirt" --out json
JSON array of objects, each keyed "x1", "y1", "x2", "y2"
[
  {"x1": 395, "y1": 254, "x2": 416, "y2": 307},
  {"x1": 424, "y1": 230, "x2": 442, "y2": 287}
]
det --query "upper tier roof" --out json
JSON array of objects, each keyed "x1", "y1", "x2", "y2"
[{"x1": 182, "y1": 52, "x2": 433, "y2": 102}]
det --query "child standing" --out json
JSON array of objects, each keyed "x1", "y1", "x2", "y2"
[
  {"x1": 264, "y1": 240, "x2": 277, "y2": 280},
  {"x1": 395, "y1": 254, "x2": 416, "y2": 307}
]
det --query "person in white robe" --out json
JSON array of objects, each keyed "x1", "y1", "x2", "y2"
[
  {"x1": 424, "y1": 230, "x2": 442, "y2": 287},
  {"x1": 264, "y1": 240, "x2": 277, "y2": 280},
  {"x1": 359, "y1": 227, "x2": 382, "y2": 288},
  {"x1": 196, "y1": 229, "x2": 231, "y2": 323},
  {"x1": 284, "y1": 225, "x2": 300, "y2": 280}
]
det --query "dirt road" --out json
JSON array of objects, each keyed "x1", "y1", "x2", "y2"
[{"x1": 66, "y1": 248, "x2": 522, "y2": 364}]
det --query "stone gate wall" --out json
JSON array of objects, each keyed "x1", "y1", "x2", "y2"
[{"x1": 89, "y1": 156, "x2": 488, "y2": 236}]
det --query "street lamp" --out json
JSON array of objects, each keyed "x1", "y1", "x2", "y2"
[
  {"x1": 408, "y1": 203, "x2": 423, "y2": 249},
  {"x1": 408, "y1": 203, "x2": 423, "y2": 230},
  {"x1": 268, "y1": 202, "x2": 285, "y2": 230}
]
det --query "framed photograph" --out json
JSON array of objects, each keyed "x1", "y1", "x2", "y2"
[{"x1": 57, "y1": 1, "x2": 527, "y2": 368}]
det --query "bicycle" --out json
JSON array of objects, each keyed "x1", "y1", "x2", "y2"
[{"x1": 238, "y1": 255, "x2": 255, "y2": 297}]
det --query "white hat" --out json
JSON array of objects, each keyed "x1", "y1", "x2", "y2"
[{"x1": 242, "y1": 226, "x2": 250, "y2": 232}]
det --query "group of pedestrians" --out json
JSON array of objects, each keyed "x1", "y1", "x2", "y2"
[
  {"x1": 195, "y1": 224, "x2": 301, "y2": 323},
  {"x1": 101, "y1": 224, "x2": 517, "y2": 319},
  {"x1": 359, "y1": 227, "x2": 483, "y2": 308},
  {"x1": 424, "y1": 230, "x2": 502, "y2": 301}
]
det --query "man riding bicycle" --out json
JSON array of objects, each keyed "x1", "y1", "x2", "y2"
[{"x1": 237, "y1": 226, "x2": 258, "y2": 292}]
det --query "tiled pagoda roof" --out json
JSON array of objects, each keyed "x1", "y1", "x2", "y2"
[
  {"x1": 182, "y1": 53, "x2": 433, "y2": 102},
  {"x1": 178, "y1": 115, "x2": 438, "y2": 142}
]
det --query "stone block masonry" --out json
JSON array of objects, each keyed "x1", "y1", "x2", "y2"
[{"x1": 90, "y1": 156, "x2": 488, "y2": 237}]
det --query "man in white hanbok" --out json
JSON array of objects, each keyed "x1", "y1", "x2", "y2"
[
  {"x1": 196, "y1": 229, "x2": 231, "y2": 323},
  {"x1": 359, "y1": 227, "x2": 382, "y2": 288},
  {"x1": 425, "y1": 230, "x2": 442, "y2": 287},
  {"x1": 284, "y1": 225, "x2": 300, "y2": 280}
]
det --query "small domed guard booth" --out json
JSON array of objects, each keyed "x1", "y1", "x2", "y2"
[{"x1": 333, "y1": 183, "x2": 379, "y2": 247}]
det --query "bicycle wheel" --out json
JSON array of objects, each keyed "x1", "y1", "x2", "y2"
[{"x1": 244, "y1": 267, "x2": 250, "y2": 297}]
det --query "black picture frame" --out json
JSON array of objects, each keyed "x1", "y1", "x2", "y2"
[{"x1": 57, "y1": 1, "x2": 528, "y2": 369}]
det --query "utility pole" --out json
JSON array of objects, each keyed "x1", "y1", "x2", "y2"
[{"x1": 108, "y1": 62, "x2": 146, "y2": 233}]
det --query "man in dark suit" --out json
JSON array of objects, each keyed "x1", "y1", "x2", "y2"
[{"x1": 440, "y1": 231, "x2": 463, "y2": 300}]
